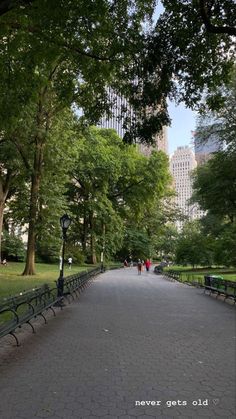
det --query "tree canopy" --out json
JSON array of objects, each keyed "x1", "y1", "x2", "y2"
[
  {"x1": 0, "y1": 0, "x2": 235, "y2": 143},
  {"x1": 1, "y1": 0, "x2": 235, "y2": 272},
  {"x1": 67, "y1": 126, "x2": 172, "y2": 263}
]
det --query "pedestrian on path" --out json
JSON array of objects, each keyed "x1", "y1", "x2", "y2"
[
  {"x1": 68, "y1": 257, "x2": 73, "y2": 269},
  {"x1": 137, "y1": 259, "x2": 142, "y2": 275},
  {"x1": 145, "y1": 259, "x2": 151, "y2": 272}
]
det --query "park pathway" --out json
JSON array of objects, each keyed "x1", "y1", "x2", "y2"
[{"x1": 0, "y1": 268, "x2": 235, "y2": 419}]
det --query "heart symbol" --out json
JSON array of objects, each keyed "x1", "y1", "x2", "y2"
[{"x1": 213, "y1": 399, "x2": 219, "y2": 405}]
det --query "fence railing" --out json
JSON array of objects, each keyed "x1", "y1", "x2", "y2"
[
  {"x1": 162, "y1": 270, "x2": 204, "y2": 287},
  {"x1": 0, "y1": 267, "x2": 101, "y2": 346}
]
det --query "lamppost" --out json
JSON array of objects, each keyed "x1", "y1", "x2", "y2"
[
  {"x1": 57, "y1": 213, "x2": 71, "y2": 297},
  {"x1": 100, "y1": 222, "x2": 106, "y2": 272}
]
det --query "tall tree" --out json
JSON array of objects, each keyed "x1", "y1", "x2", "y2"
[
  {"x1": 67, "y1": 127, "x2": 126, "y2": 263},
  {"x1": 0, "y1": 0, "x2": 156, "y2": 273},
  {"x1": 0, "y1": 1, "x2": 235, "y2": 144},
  {"x1": 194, "y1": 70, "x2": 236, "y2": 152},
  {"x1": 67, "y1": 127, "x2": 171, "y2": 263},
  {"x1": 0, "y1": 139, "x2": 28, "y2": 262},
  {"x1": 192, "y1": 151, "x2": 236, "y2": 223},
  {"x1": 120, "y1": 0, "x2": 235, "y2": 143}
]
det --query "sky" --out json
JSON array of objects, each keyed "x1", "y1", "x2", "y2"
[{"x1": 167, "y1": 102, "x2": 197, "y2": 156}]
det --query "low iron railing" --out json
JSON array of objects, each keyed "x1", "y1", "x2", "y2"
[{"x1": 0, "y1": 267, "x2": 101, "y2": 346}]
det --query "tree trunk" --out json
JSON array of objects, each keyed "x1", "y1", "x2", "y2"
[
  {"x1": 0, "y1": 201, "x2": 4, "y2": 263},
  {"x1": 0, "y1": 173, "x2": 11, "y2": 263},
  {"x1": 90, "y1": 233, "x2": 97, "y2": 264},
  {"x1": 22, "y1": 141, "x2": 44, "y2": 275},
  {"x1": 89, "y1": 212, "x2": 97, "y2": 264},
  {"x1": 82, "y1": 214, "x2": 88, "y2": 254}
]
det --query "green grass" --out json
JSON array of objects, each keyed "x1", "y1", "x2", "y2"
[
  {"x1": 165, "y1": 265, "x2": 236, "y2": 283},
  {"x1": 0, "y1": 262, "x2": 96, "y2": 299}
]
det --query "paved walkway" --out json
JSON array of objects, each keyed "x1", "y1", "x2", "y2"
[{"x1": 0, "y1": 268, "x2": 235, "y2": 419}]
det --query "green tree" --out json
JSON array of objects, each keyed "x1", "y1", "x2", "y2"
[
  {"x1": 118, "y1": 0, "x2": 235, "y2": 143},
  {"x1": 113, "y1": 150, "x2": 172, "y2": 261},
  {"x1": 67, "y1": 127, "x2": 171, "y2": 263},
  {"x1": 0, "y1": 139, "x2": 28, "y2": 262},
  {"x1": 2, "y1": 110, "x2": 78, "y2": 272},
  {"x1": 67, "y1": 127, "x2": 126, "y2": 263},
  {"x1": 213, "y1": 223, "x2": 236, "y2": 267},
  {"x1": 1, "y1": 230, "x2": 25, "y2": 261},
  {"x1": 175, "y1": 221, "x2": 214, "y2": 268},
  {"x1": 154, "y1": 224, "x2": 179, "y2": 262},
  {"x1": 1, "y1": 1, "x2": 235, "y2": 145},
  {"x1": 0, "y1": 0, "x2": 156, "y2": 274},
  {"x1": 192, "y1": 151, "x2": 236, "y2": 223}
]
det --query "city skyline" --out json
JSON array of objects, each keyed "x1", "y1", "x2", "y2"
[{"x1": 168, "y1": 101, "x2": 196, "y2": 156}]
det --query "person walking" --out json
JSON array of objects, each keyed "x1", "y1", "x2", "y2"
[
  {"x1": 145, "y1": 259, "x2": 151, "y2": 272},
  {"x1": 137, "y1": 259, "x2": 142, "y2": 275},
  {"x1": 68, "y1": 257, "x2": 73, "y2": 269}
]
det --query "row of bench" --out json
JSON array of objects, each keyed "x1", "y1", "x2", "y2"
[
  {"x1": 0, "y1": 267, "x2": 101, "y2": 346},
  {"x1": 204, "y1": 276, "x2": 236, "y2": 303},
  {"x1": 159, "y1": 270, "x2": 236, "y2": 303}
]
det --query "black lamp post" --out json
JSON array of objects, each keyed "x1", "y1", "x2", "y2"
[
  {"x1": 100, "y1": 222, "x2": 106, "y2": 272},
  {"x1": 57, "y1": 213, "x2": 71, "y2": 297}
]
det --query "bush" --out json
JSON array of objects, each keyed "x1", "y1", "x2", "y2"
[
  {"x1": 1, "y1": 231, "x2": 25, "y2": 261},
  {"x1": 65, "y1": 245, "x2": 85, "y2": 264}
]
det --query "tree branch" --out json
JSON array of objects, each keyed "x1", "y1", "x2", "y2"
[
  {"x1": 110, "y1": 178, "x2": 145, "y2": 199},
  {"x1": 199, "y1": 0, "x2": 236, "y2": 36},
  {"x1": 10, "y1": 138, "x2": 31, "y2": 170},
  {"x1": 4, "y1": 21, "x2": 122, "y2": 62},
  {"x1": 0, "y1": 0, "x2": 33, "y2": 17}
]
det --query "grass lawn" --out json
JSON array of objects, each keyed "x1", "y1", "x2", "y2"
[
  {"x1": 165, "y1": 265, "x2": 236, "y2": 283},
  {"x1": 0, "y1": 262, "x2": 96, "y2": 299}
]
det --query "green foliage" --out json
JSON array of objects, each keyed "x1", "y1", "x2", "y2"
[
  {"x1": 67, "y1": 127, "x2": 172, "y2": 263},
  {"x1": 213, "y1": 223, "x2": 236, "y2": 267},
  {"x1": 2, "y1": 0, "x2": 233, "y2": 271},
  {"x1": 0, "y1": 1, "x2": 234, "y2": 145},
  {"x1": 190, "y1": 72, "x2": 236, "y2": 267},
  {"x1": 195, "y1": 68, "x2": 236, "y2": 151},
  {"x1": 65, "y1": 244, "x2": 85, "y2": 265},
  {"x1": 118, "y1": 227, "x2": 152, "y2": 261},
  {"x1": 121, "y1": 0, "x2": 235, "y2": 142},
  {"x1": 192, "y1": 150, "x2": 236, "y2": 223},
  {"x1": 175, "y1": 222, "x2": 215, "y2": 268},
  {"x1": 192, "y1": 72, "x2": 236, "y2": 223},
  {"x1": 154, "y1": 224, "x2": 179, "y2": 261},
  {"x1": 1, "y1": 231, "x2": 25, "y2": 261}
]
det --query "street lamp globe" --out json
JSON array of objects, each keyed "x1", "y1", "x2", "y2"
[{"x1": 60, "y1": 214, "x2": 71, "y2": 231}]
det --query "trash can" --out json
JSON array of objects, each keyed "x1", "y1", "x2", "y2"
[{"x1": 204, "y1": 275, "x2": 223, "y2": 286}]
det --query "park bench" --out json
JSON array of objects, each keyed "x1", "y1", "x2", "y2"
[
  {"x1": 204, "y1": 275, "x2": 236, "y2": 303},
  {"x1": 0, "y1": 267, "x2": 102, "y2": 346},
  {"x1": 0, "y1": 284, "x2": 60, "y2": 346},
  {"x1": 163, "y1": 270, "x2": 181, "y2": 281},
  {"x1": 63, "y1": 267, "x2": 101, "y2": 300}
]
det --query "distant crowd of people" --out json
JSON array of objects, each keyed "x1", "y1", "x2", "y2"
[{"x1": 124, "y1": 258, "x2": 152, "y2": 274}]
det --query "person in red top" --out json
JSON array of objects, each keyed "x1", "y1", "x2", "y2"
[{"x1": 145, "y1": 259, "x2": 151, "y2": 272}]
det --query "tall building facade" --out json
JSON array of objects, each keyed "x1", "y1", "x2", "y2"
[
  {"x1": 170, "y1": 146, "x2": 203, "y2": 222},
  {"x1": 139, "y1": 126, "x2": 168, "y2": 155},
  {"x1": 194, "y1": 132, "x2": 221, "y2": 165},
  {"x1": 99, "y1": 90, "x2": 134, "y2": 139},
  {"x1": 99, "y1": 89, "x2": 168, "y2": 154}
]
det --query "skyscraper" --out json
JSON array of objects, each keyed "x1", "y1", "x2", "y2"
[
  {"x1": 170, "y1": 146, "x2": 204, "y2": 224},
  {"x1": 194, "y1": 125, "x2": 221, "y2": 165},
  {"x1": 99, "y1": 89, "x2": 168, "y2": 154}
]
